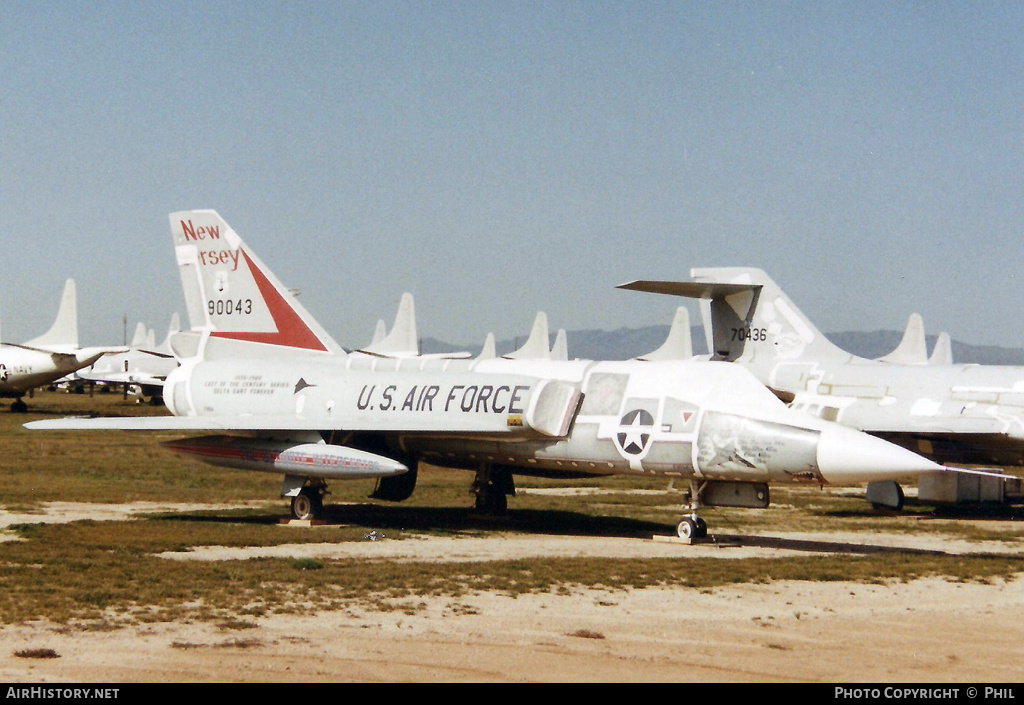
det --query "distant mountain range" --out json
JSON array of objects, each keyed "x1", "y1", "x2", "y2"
[{"x1": 422, "y1": 326, "x2": 1024, "y2": 366}]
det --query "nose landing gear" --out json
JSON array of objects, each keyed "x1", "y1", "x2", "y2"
[{"x1": 676, "y1": 480, "x2": 709, "y2": 541}]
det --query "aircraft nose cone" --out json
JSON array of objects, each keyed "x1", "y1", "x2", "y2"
[{"x1": 816, "y1": 424, "x2": 943, "y2": 484}]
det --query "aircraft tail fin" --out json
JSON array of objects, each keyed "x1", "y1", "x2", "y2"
[
  {"x1": 929, "y1": 331, "x2": 954, "y2": 365},
  {"x1": 639, "y1": 307, "x2": 694, "y2": 361},
  {"x1": 878, "y1": 313, "x2": 928, "y2": 364},
  {"x1": 170, "y1": 210, "x2": 344, "y2": 357},
  {"x1": 23, "y1": 279, "x2": 79, "y2": 351},
  {"x1": 477, "y1": 332, "x2": 497, "y2": 360},
  {"x1": 505, "y1": 312, "x2": 551, "y2": 359},
  {"x1": 360, "y1": 293, "x2": 418, "y2": 357},
  {"x1": 129, "y1": 322, "x2": 149, "y2": 348},
  {"x1": 367, "y1": 319, "x2": 387, "y2": 347},
  {"x1": 551, "y1": 329, "x2": 568, "y2": 361},
  {"x1": 148, "y1": 313, "x2": 182, "y2": 357},
  {"x1": 619, "y1": 267, "x2": 854, "y2": 375}
]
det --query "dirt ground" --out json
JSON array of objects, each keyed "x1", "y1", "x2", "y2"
[{"x1": 1, "y1": 502, "x2": 1023, "y2": 683}]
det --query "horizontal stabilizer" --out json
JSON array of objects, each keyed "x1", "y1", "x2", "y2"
[{"x1": 617, "y1": 280, "x2": 758, "y2": 299}]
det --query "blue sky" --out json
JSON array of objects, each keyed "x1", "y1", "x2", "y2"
[{"x1": 3, "y1": 2, "x2": 1024, "y2": 350}]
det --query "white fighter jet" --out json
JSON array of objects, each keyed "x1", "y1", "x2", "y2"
[
  {"x1": 1, "y1": 279, "x2": 124, "y2": 412},
  {"x1": 620, "y1": 267, "x2": 1024, "y2": 477},
  {"x1": 29, "y1": 212, "x2": 963, "y2": 538}
]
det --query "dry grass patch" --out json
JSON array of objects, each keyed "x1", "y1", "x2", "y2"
[
  {"x1": 14, "y1": 648, "x2": 60, "y2": 659},
  {"x1": 568, "y1": 629, "x2": 605, "y2": 640}
]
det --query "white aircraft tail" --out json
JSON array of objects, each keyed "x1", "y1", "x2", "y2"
[
  {"x1": 551, "y1": 329, "x2": 568, "y2": 361},
  {"x1": 929, "y1": 331, "x2": 954, "y2": 365},
  {"x1": 367, "y1": 319, "x2": 387, "y2": 347},
  {"x1": 639, "y1": 306, "x2": 694, "y2": 361},
  {"x1": 504, "y1": 312, "x2": 551, "y2": 359},
  {"x1": 878, "y1": 313, "x2": 928, "y2": 364},
  {"x1": 170, "y1": 210, "x2": 344, "y2": 358},
  {"x1": 361, "y1": 293, "x2": 418, "y2": 357},
  {"x1": 619, "y1": 267, "x2": 856, "y2": 380},
  {"x1": 23, "y1": 279, "x2": 79, "y2": 351},
  {"x1": 477, "y1": 332, "x2": 497, "y2": 360},
  {"x1": 158, "y1": 313, "x2": 181, "y2": 353},
  {"x1": 129, "y1": 322, "x2": 149, "y2": 348}
]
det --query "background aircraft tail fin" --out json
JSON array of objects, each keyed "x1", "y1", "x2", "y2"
[
  {"x1": 477, "y1": 332, "x2": 496, "y2": 360},
  {"x1": 929, "y1": 331, "x2": 954, "y2": 365},
  {"x1": 23, "y1": 279, "x2": 79, "y2": 351},
  {"x1": 689, "y1": 267, "x2": 853, "y2": 366},
  {"x1": 639, "y1": 306, "x2": 694, "y2": 361},
  {"x1": 551, "y1": 328, "x2": 568, "y2": 361},
  {"x1": 619, "y1": 267, "x2": 853, "y2": 375},
  {"x1": 361, "y1": 293, "x2": 419, "y2": 357},
  {"x1": 129, "y1": 321, "x2": 149, "y2": 348},
  {"x1": 170, "y1": 210, "x2": 343, "y2": 357},
  {"x1": 878, "y1": 313, "x2": 928, "y2": 364},
  {"x1": 504, "y1": 312, "x2": 551, "y2": 359}
]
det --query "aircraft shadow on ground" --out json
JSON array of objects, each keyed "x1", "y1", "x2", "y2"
[
  {"x1": 709, "y1": 533, "x2": 950, "y2": 556},
  {"x1": 152, "y1": 510, "x2": 966, "y2": 556},
  {"x1": 824, "y1": 504, "x2": 1024, "y2": 523},
  {"x1": 154, "y1": 503, "x2": 673, "y2": 539},
  {"x1": 150, "y1": 503, "x2": 1022, "y2": 553}
]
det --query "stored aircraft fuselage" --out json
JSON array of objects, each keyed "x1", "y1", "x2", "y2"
[{"x1": 161, "y1": 351, "x2": 935, "y2": 488}]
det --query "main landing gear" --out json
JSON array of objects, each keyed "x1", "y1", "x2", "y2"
[
  {"x1": 472, "y1": 465, "x2": 514, "y2": 516},
  {"x1": 10, "y1": 398, "x2": 28, "y2": 413},
  {"x1": 676, "y1": 480, "x2": 709, "y2": 541},
  {"x1": 290, "y1": 482, "x2": 326, "y2": 521}
]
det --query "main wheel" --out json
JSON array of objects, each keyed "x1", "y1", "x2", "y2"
[
  {"x1": 474, "y1": 487, "x2": 508, "y2": 515},
  {"x1": 291, "y1": 488, "x2": 322, "y2": 521}
]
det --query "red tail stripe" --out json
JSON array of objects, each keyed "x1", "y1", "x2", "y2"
[{"x1": 211, "y1": 250, "x2": 329, "y2": 352}]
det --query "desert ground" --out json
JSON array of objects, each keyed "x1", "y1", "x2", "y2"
[{"x1": 1, "y1": 500, "x2": 1022, "y2": 683}]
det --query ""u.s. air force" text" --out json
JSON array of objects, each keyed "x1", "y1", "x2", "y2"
[{"x1": 357, "y1": 384, "x2": 529, "y2": 414}]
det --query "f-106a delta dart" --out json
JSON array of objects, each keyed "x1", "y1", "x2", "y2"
[{"x1": 27, "y1": 211, "x2": 964, "y2": 538}]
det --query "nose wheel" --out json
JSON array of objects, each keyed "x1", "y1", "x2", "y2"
[
  {"x1": 676, "y1": 480, "x2": 709, "y2": 541},
  {"x1": 677, "y1": 516, "x2": 708, "y2": 540}
]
